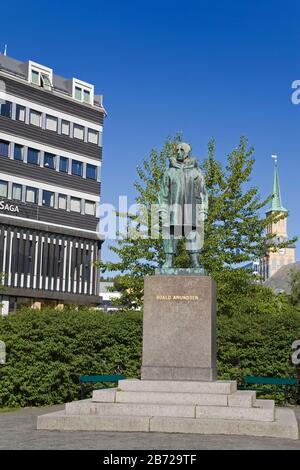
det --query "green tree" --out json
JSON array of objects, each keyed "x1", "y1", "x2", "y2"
[
  {"x1": 289, "y1": 269, "x2": 300, "y2": 306},
  {"x1": 201, "y1": 138, "x2": 296, "y2": 273},
  {"x1": 99, "y1": 136, "x2": 296, "y2": 309}
]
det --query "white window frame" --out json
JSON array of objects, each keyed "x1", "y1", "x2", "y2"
[
  {"x1": 58, "y1": 194, "x2": 67, "y2": 210},
  {"x1": 0, "y1": 180, "x2": 8, "y2": 198},
  {"x1": 72, "y1": 78, "x2": 94, "y2": 105},
  {"x1": 12, "y1": 183, "x2": 22, "y2": 201},
  {"x1": 28, "y1": 61, "x2": 53, "y2": 90},
  {"x1": 85, "y1": 200, "x2": 96, "y2": 216},
  {"x1": 26, "y1": 186, "x2": 38, "y2": 204},
  {"x1": 45, "y1": 115, "x2": 58, "y2": 132},
  {"x1": 73, "y1": 124, "x2": 84, "y2": 140},
  {"x1": 29, "y1": 109, "x2": 42, "y2": 127},
  {"x1": 70, "y1": 197, "x2": 81, "y2": 213},
  {"x1": 87, "y1": 129, "x2": 99, "y2": 144},
  {"x1": 61, "y1": 120, "x2": 70, "y2": 136}
]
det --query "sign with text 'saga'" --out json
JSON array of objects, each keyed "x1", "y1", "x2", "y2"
[{"x1": 0, "y1": 201, "x2": 19, "y2": 213}]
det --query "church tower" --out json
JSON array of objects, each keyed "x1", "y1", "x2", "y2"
[{"x1": 260, "y1": 156, "x2": 296, "y2": 281}]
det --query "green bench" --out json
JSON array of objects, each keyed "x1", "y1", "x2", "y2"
[
  {"x1": 240, "y1": 376, "x2": 298, "y2": 404},
  {"x1": 79, "y1": 374, "x2": 126, "y2": 400}
]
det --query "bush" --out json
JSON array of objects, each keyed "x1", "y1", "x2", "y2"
[
  {"x1": 217, "y1": 309, "x2": 300, "y2": 382},
  {"x1": 0, "y1": 308, "x2": 142, "y2": 407}
]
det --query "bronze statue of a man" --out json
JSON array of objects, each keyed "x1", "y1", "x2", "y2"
[{"x1": 158, "y1": 142, "x2": 208, "y2": 268}]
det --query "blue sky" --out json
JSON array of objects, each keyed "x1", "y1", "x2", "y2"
[{"x1": 1, "y1": 0, "x2": 300, "y2": 260}]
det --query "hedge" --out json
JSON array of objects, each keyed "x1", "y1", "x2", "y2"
[{"x1": 0, "y1": 308, "x2": 142, "y2": 407}]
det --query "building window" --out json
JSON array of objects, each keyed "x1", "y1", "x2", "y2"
[
  {"x1": 27, "y1": 148, "x2": 39, "y2": 165},
  {"x1": 0, "y1": 101, "x2": 12, "y2": 118},
  {"x1": 31, "y1": 69, "x2": 52, "y2": 90},
  {"x1": 75, "y1": 86, "x2": 82, "y2": 101},
  {"x1": 12, "y1": 184, "x2": 22, "y2": 201},
  {"x1": 73, "y1": 81, "x2": 93, "y2": 104},
  {"x1": 61, "y1": 120, "x2": 70, "y2": 136},
  {"x1": 14, "y1": 144, "x2": 23, "y2": 161},
  {"x1": 58, "y1": 194, "x2": 67, "y2": 210},
  {"x1": 0, "y1": 180, "x2": 8, "y2": 198},
  {"x1": 70, "y1": 197, "x2": 81, "y2": 212},
  {"x1": 40, "y1": 73, "x2": 52, "y2": 90},
  {"x1": 59, "y1": 156, "x2": 69, "y2": 173},
  {"x1": 85, "y1": 200, "x2": 96, "y2": 216},
  {"x1": 72, "y1": 160, "x2": 83, "y2": 177},
  {"x1": 44, "y1": 152, "x2": 56, "y2": 169},
  {"x1": 31, "y1": 70, "x2": 40, "y2": 85},
  {"x1": 26, "y1": 187, "x2": 38, "y2": 204},
  {"x1": 30, "y1": 110, "x2": 42, "y2": 127},
  {"x1": 45, "y1": 115, "x2": 58, "y2": 132},
  {"x1": 86, "y1": 164, "x2": 97, "y2": 180},
  {"x1": 16, "y1": 105, "x2": 26, "y2": 122},
  {"x1": 42, "y1": 190, "x2": 55, "y2": 207},
  {"x1": 83, "y1": 89, "x2": 91, "y2": 104},
  {"x1": 73, "y1": 124, "x2": 84, "y2": 140},
  {"x1": 0, "y1": 140, "x2": 9, "y2": 157},
  {"x1": 88, "y1": 129, "x2": 99, "y2": 144}
]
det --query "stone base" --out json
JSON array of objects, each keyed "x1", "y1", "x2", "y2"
[
  {"x1": 37, "y1": 379, "x2": 299, "y2": 439},
  {"x1": 142, "y1": 275, "x2": 216, "y2": 382}
]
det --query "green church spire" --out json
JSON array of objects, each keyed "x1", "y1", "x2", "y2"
[{"x1": 267, "y1": 155, "x2": 287, "y2": 213}]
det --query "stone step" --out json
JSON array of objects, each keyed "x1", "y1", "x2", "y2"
[
  {"x1": 66, "y1": 400, "x2": 195, "y2": 418},
  {"x1": 150, "y1": 408, "x2": 298, "y2": 439},
  {"x1": 114, "y1": 390, "x2": 228, "y2": 406},
  {"x1": 196, "y1": 405, "x2": 274, "y2": 422},
  {"x1": 228, "y1": 391, "x2": 256, "y2": 408},
  {"x1": 254, "y1": 398, "x2": 275, "y2": 409},
  {"x1": 37, "y1": 408, "x2": 298, "y2": 439},
  {"x1": 91, "y1": 388, "x2": 117, "y2": 403},
  {"x1": 118, "y1": 379, "x2": 237, "y2": 394},
  {"x1": 37, "y1": 410, "x2": 150, "y2": 432}
]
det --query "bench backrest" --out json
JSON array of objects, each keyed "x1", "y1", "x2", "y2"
[
  {"x1": 244, "y1": 376, "x2": 297, "y2": 386},
  {"x1": 79, "y1": 374, "x2": 126, "y2": 383}
]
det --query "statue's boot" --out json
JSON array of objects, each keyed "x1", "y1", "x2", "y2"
[
  {"x1": 190, "y1": 253, "x2": 201, "y2": 268},
  {"x1": 162, "y1": 254, "x2": 173, "y2": 268}
]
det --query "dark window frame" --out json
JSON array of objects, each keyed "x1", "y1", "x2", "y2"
[
  {"x1": 44, "y1": 152, "x2": 56, "y2": 170},
  {"x1": 0, "y1": 101, "x2": 12, "y2": 118},
  {"x1": 86, "y1": 164, "x2": 97, "y2": 180},
  {"x1": 0, "y1": 140, "x2": 9, "y2": 157},
  {"x1": 72, "y1": 160, "x2": 83, "y2": 177},
  {"x1": 42, "y1": 190, "x2": 55, "y2": 208},
  {"x1": 27, "y1": 148, "x2": 39, "y2": 165},
  {"x1": 14, "y1": 144, "x2": 23, "y2": 161},
  {"x1": 59, "y1": 156, "x2": 69, "y2": 173}
]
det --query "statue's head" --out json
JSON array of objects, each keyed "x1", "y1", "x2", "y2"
[{"x1": 176, "y1": 142, "x2": 191, "y2": 162}]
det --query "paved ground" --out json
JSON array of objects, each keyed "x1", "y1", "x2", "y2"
[{"x1": 0, "y1": 405, "x2": 300, "y2": 450}]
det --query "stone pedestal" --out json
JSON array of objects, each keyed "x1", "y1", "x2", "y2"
[{"x1": 141, "y1": 275, "x2": 217, "y2": 381}]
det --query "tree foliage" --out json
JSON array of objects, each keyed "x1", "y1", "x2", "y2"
[{"x1": 289, "y1": 269, "x2": 300, "y2": 306}]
